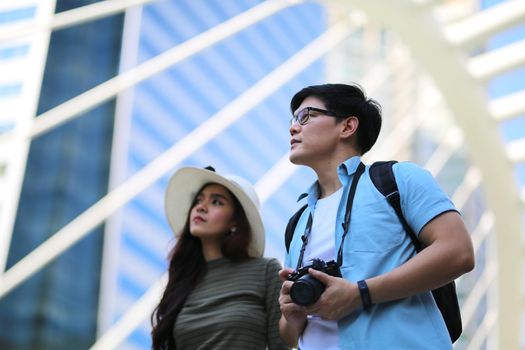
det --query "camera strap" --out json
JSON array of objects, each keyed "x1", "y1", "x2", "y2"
[{"x1": 295, "y1": 161, "x2": 365, "y2": 270}]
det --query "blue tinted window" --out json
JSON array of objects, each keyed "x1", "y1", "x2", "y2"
[
  {"x1": 0, "y1": 6, "x2": 36, "y2": 24},
  {"x1": 0, "y1": 0, "x2": 124, "y2": 348},
  {"x1": 0, "y1": 45, "x2": 30, "y2": 60}
]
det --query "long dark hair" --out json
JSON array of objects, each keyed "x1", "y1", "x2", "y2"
[{"x1": 151, "y1": 183, "x2": 252, "y2": 350}]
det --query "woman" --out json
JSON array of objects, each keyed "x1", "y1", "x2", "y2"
[{"x1": 151, "y1": 166, "x2": 288, "y2": 350}]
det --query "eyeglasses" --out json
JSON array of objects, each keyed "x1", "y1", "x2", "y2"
[{"x1": 290, "y1": 107, "x2": 343, "y2": 126}]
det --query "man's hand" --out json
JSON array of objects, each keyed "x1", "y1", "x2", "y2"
[
  {"x1": 279, "y1": 268, "x2": 308, "y2": 327},
  {"x1": 278, "y1": 268, "x2": 307, "y2": 346},
  {"x1": 303, "y1": 268, "x2": 361, "y2": 320}
]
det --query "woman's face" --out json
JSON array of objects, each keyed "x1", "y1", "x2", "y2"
[{"x1": 189, "y1": 184, "x2": 237, "y2": 241}]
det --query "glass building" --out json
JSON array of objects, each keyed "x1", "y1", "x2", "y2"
[{"x1": 0, "y1": 0, "x2": 524, "y2": 349}]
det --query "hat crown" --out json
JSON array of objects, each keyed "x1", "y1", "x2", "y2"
[
  {"x1": 165, "y1": 166, "x2": 265, "y2": 257},
  {"x1": 223, "y1": 174, "x2": 260, "y2": 209}
]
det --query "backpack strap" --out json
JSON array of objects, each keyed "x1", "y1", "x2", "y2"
[
  {"x1": 285, "y1": 161, "x2": 423, "y2": 253},
  {"x1": 370, "y1": 161, "x2": 462, "y2": 341},
  {"x1": 285, "y1": 204, "x2": 307, "y2": 253},
  {"x1": 369, "y1": 161, "x2": 422, "y2": 252}
]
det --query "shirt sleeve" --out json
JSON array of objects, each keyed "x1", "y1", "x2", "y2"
[
  {"x1": 394, "y1": 161, "x2": 458, "y2": 235},
  {"x1": 265, "y1": 258, "x2": 290, "y2": 350}
]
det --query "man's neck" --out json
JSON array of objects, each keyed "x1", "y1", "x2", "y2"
[
  {"x1": 312, "y1": 151, "x2": 359, "y2": 199},
  {"x1": 315, "y1": 169, "x2": 342, "y2": 199}
]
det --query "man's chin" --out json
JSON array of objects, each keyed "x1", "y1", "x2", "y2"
[
  {"x1": 289, "y1": 153, "x2": 305, "y2": 165},
  {"x1": 289, "y1": 154, "x2": 298, "y2": 164}
]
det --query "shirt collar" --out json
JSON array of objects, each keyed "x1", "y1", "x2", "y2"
[
  {"x1": 337, "y1": 155, "x2": 362, "y2": 177},
  {"x1": 296, "y1": 155, "x2": 362, "y2": 202}
]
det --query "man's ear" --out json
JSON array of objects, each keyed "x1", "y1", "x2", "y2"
[{"x1": 340, "y1": 116, "x2": 359, "y2": 139}]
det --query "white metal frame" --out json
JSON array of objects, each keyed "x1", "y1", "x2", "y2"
[
  {"x1": 324, "y1": 0, "x2": 524, "y2": 348},
  {"x1": 1, "y1": 0, "x2": 524, "y2": 349},
  {"x1": 0, "y1": 0, "x2": 303, "y2": 145},
  {"x1": 0, "y1": 0, "x2": 56, "y2": 273},
  {"x1": 0, "y1": 0, "x2": 154, "y2": 43}
]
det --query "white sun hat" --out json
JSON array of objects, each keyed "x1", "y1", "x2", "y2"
[{"x1": 165, "y1": 166, "x2": 265, "y2": 258}]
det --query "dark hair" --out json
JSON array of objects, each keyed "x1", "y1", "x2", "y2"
[
  {"x1": 290, "y1": 83, "x2": 382, "y2": 154},
  {"x1": 151, "y1": 183, "x2": 251, "y2": 350}
]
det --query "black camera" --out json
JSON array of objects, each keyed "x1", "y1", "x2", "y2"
[{"x1": 287, "y1": 258, "x2": 342, "y2": 306}]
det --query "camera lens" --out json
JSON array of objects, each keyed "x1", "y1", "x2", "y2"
[{"x1": 290, "y1": 274, "x2": 325, "y2": 306}]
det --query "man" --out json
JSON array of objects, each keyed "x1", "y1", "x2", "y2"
[{"x1": 279, "y1": 83, "x2": 475, "y2": 349}]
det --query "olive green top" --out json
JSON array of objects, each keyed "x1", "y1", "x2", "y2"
[{"x1": 173, "y1": 257, "x2": 289, "y2": 350}]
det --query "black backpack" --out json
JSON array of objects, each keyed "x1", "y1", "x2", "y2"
[{"x1": 284, "y1": 161, "x2": 462, "y2": 343}]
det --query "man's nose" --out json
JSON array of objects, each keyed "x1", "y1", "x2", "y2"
[{"x1": 289, "y1": 123, "x2": 300, "y2": 135}]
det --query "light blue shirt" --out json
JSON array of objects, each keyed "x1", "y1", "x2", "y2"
[{"x1": 285, "y1": 156, "x2": 456, "y2": 349}]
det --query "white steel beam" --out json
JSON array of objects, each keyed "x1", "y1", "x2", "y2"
[
  {"x1": 466, "y1": 309, "x2": 498, "y2": 350},
  {"x1": 0, "y1": 0, "x2": 302, "y2": 145},
  {"x1": 411, "y1": 0, "x2": 442, "y2": 7},
  {"x1": 469, "y1": 212, "x2": 495, "y2": 258},
  {"x1": 97, "y1": 4, "x2": 144, "y2": 336},
  {"x1": 451, "y1": 166, "x2": 482, "y2": 212},
  {"x1": 445, "y1": 0, "x2": 525, "y2": 48},
  {"x1": 324, "y1": 1, "x2": 523, "y2": 348},
  {"x1": 423, "y1": 128, "x2": 462, "y2": 176},
  {"x1": 468, "y1": 39, "x2": 525, "y2": 80},
  {"x1": 0, "y1": 0, "x2": 56, "y2": 273},
  {"x1": 507, "y1": 138, "x2": 525, "y2": 163},
  {"x1": 490, "y1": 89, "x2": 525, "y2": 121},
  {"x1": 255, "y1": 154, "x2": 299, "y2": 204},
  {"x1": 461, "y1": 261, "x2": 497, "y2": 329},
  {"x1": 90, "y1": 274, "x2": 167, "y2": 350},
  {"x1": 364, "y1": 109, "x2": 422, "y2": 162},
  {"x1": 433, "y1": 1, "x2": 477, "y2": 24},
  {"x1": 0, "y1": 21, "x2": 352, "y2": 299},
  {"x1": 0, "y1": 0, "x2": 154, "y2": 43}
]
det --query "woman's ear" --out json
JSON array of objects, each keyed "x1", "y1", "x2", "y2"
[
  {"x1": 340, "y1": 116, "x2": 359, "y2": 139},
  {"x1": 228, "y1": 220, "x2": 238, "y2": 234}
]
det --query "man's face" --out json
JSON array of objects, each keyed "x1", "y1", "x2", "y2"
[{"x1": 289, "y1": 96, "x2": 342, "y2": 166}]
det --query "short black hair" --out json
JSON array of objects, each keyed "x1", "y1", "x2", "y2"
[{"x1": 290, "y1": 83, "x2": 382, "y2": 154}]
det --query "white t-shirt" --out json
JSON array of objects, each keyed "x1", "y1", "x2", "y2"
[{"x1": 299, "y1": 187, "x2": 343, "y2": 350}]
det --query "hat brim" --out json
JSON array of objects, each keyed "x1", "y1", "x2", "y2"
[{"x1": 165, "y1": 167, "x2": 264, "y2": 258}]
